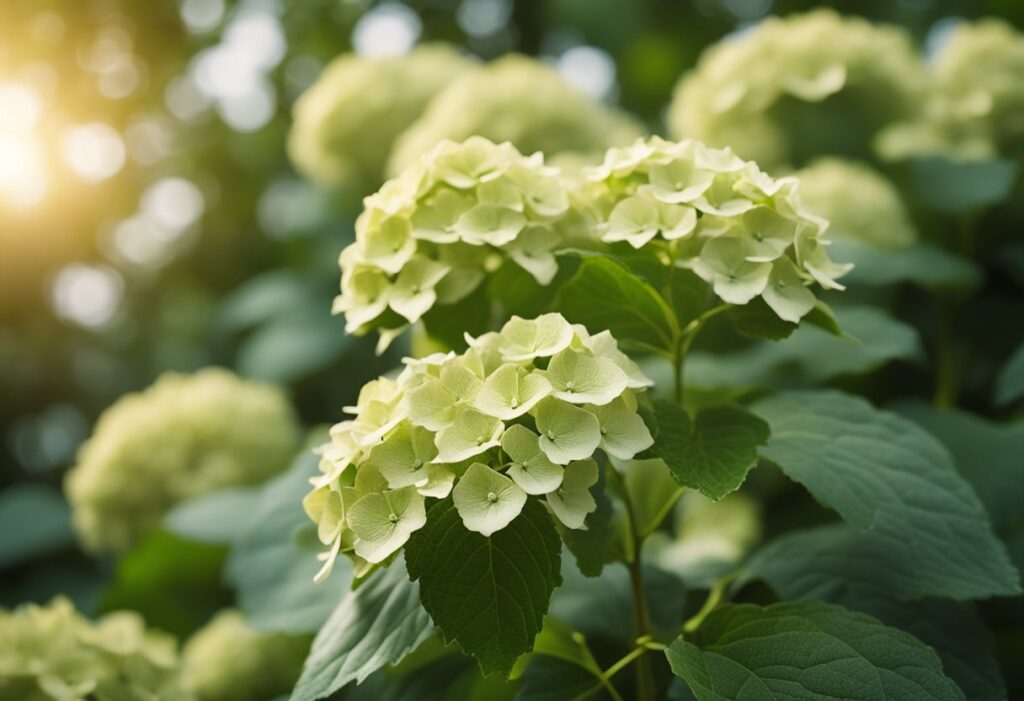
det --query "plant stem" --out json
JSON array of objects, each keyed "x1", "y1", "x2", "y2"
[
  {"x1": 609, "y1": 464, "x2": 657, "y2": 701},
  {"x1": 672, "y1": 304, "x2": 732, "y2": 405},
  {"x1": 603, "y1": 646, "x2": 647, "y2": 681},
  {"x1": 683, "y1": 572, "x2": 739, "y2": 634},
  {"x1": 933, "y1": 298, "x2": 958, "y2": 409}
]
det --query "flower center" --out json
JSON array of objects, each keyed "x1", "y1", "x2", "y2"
[
  {"x1": 388, "y1": 513, "x2": 399, "y2": 523},
  {"x1": 487, "y1": 492, "x2": 498, "y2": 503}
]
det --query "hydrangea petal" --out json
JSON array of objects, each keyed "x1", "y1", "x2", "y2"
[
  {"x1": 454, "y1": 204, "x2": 526, "y2": 247},
  {"x1": 546, "y1": 459, "x2": 599, "y2": 529},
  {"x1": 588, "y1": 397, "x2": 655, "y2": 460},
  {"x1": 534, "y1": 398, "x2": 602, "y2": 465},
  {"x1": 501, "y1": 424, "x2": 565, "y2": 495},
  {"x1": 473, "y1": 364, "x2": 552, "y2": 420},
  {"x1": 348, "y1": 486, "x2": 427, "y2": 564},
  {"x1": 545, "y1": 348, "x2": 630, "y2": 406},
  {"x1": 452, "y1": 462, "x2": 527, "y2": 536},
  {"x1": 762, "y1": 257, "x2": 816, "y2": 323},
  {"x1": 605, "y1": 194, "x2": 661, "y2": 248},
  {"x1": 500, "y1": 313, "x2": 575, "y2": 361},
  {"x1": 434, "y1": 409, "x2": 504, "y2": 463}
]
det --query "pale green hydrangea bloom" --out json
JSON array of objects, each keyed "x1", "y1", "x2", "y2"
[
  {"x1": 288, "y1": 44, "x2": 473, "y2": 194},
  {"x1": 66, "y1": 368, "x2": 301, "y2": 553},
  {"x1": 387, "y1": 54, "x2": 644, "y2": 176},
  {"x1": 0, "y1": 597, "x2": 193, "y2": 701},
  {"x1": 181, "y1": 609, "x2": 310, "y2": 701},
  {"x1": 793, "y1": 158, "x2": 916, "y2": 250},
  {"x1": 334, "y1": 137, "x2": 578, "y2": 346},
  {"x1": 304, "y1": 313, "x2": 654, "y2": 581},
  {"x1": 880, "y1": 19, "x2": 1024, "y2": 160},
  {"x1": 582, "y1": 137, "x2": 850, "y2": 323},
  {"x1": 667, "y1": 10, "x2": 927, "y2": 170}
]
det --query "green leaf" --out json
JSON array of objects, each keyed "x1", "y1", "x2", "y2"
[
  {"x1": 751, "y1": 390, "x2": 1020, "y2": 599},
  {"x1": 652, "y1": 401, "x2": 768, "y2": 501},
  {"x1": 725, "y1": 297, "x2": 795, "y2": 340},
  {"x1": 289, "y1": 559, "x2": 434, "y2": 701},
  {"x1": 894, "y1": 403, "x2": 1024, "y2": 575},
  {"x1": 667, "y1": 600, "x2": 964, "y2": 701},
  {"x1": 995, "y1": 341, "x2": 1024, "y2": 406},
  {"x1": 405, "y1": 498, "x2": 562, "y2": 677},
  {"x1": 906, "y1": 155, "x2": 1018, "y2": 213},
  {"x1": 164, "y1": 487, "x2": 262, "y2": 545},
  {"x1": 0, "y1": 485, "x2": 73, "y2": 570},
  {"x1": 666, "y1": 269, "x2": 710, "y2": 328},
  {"x1": 226, "y1": 449, "x2": 353, "y2": 634},
  {"x1": 422, "y1": 285, "x2": 492, "y2": 352},
  {"x1": 516, "y1": 656, "x2": 605, "y2": 701},
  {"x1": 686, "y1": 306, "x2": 922, "y2": 389},
  {"x1": 238, "y1": 313, "x2": 353, "y2": 384},
  {"x1": 748, "y1": 524, "x2": 1006, "y2": 701},
  {"x1": 831, "y1": 241, "x2": 982, "y2": 293},
  {"x1": 557, "y1": 256, "x2": 678, "y2": 353},
  {"x1": 552, "y1": 559, "x2": 686, "y2": 645},
  {"x1": 100, "y1": 530, "x2": 230, "y2": 639}
]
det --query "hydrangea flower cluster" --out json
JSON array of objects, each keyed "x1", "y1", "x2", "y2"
[
  {"x1": 335, "y1": 137, "x2": 576, "y2": 344},
  {"x1": 65, "y1": 368, "x2": 301, "y2": 553},
  {"x1": 0, "y1": 597, "x2": 192, "y2": 701},
  {"x1": 387, "y1": 54, "x2": 643, "y2": 176},
  {"x1": 181, "y1": 610, "x2": 310, "y2": 701},
  {"x1": 667, "y1": 10, "x2": 926, "y2": 169},
  {"x1": 878, "y1": 20, "x2": 1024, "y2": 161},
  {"x1": 582, "y1": 137, "x2": 851, "y2": 322},
  {"x1": 793, "y1": 158, "x2": 916, "y2": 250},
  {"x1": 288, "y1": 45, "x2": 472, "y2": 194},
  {"x1": 304, "y1": 313, "x2": 654, "y2": 580}
]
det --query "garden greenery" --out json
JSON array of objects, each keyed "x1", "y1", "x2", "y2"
[{"x1": 7, "y1": 8, "x2": 1024, "y2": 701}]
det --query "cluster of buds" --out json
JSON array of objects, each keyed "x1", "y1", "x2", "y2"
[{"x1": 303, "y1": 313, "x2": 655, "y2": 580}]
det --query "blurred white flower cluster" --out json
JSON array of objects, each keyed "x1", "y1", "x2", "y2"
[
  {"x1": 181, "y1": 609, "x2": 310, "y2": 701},
  {"x1": 304, "y1": 313, "x2": 654, "y2": 581},
  {"x1": 65, "y1": 368, "x2": 301, "y2": 552},
  {"x1": 668, "y1": 9, "x2": 926, "y2": 169},
  {"x1": 0, "y1": 597, "x2": 192, "y2": 701}
]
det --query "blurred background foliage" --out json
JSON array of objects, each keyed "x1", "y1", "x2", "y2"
[
  {"x1": 3, "y1": 0, "x2": 1022, "y2": 490},
  {"x1": 2, "y1": 1, "x2": 1024, "y2": 690}
]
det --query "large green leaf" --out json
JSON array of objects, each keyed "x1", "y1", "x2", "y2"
[
  {"x1": 557, "y1": 256, "x2": 678, "y2": 354},
  {"x1": 165, "y1": 486, "x2": 262, "y2": 545},
  {"x1": 405, "y1": 498, "x2": 562, "y2": 677},
  {"x1": 226, "y1": 449, "x2": 352, "y2": 633},
  {"x1": 831, "y1": 241, "x2": 982, "y2": 293},
  {"x1": 0, "y1": 485, "x2": 73, "y2": 570},
  {"x1": 652, "y1": 400, "x2": 768, "y2": 501},
  {"x1": 290, "y1": 559, "x2": 434, "y2": 701},
  {"x1": 685, "y1": 306, "x2": 921, "y2": 390},
  {"x1": 748, "y1": 524, "x2": 1006, "y2": 701},
  {"x1": 894, "y1": 403, "x2": 1024, "y2": 575},
  {"x1": 667, "y1": 600, "x2": 964, "y2": 701},
  {"x1": 905, "y1": 155, "x2": 1017, "y2": 213},
  {"x1": 237, "y1": 313, "x2": 353, "y2": 384},
  {"x1": 995, "y1": 342, "x2": 1024, "y2": 406},
  {"x1": 751, "y1": 391, "x2": 1020, "y2": 599}
]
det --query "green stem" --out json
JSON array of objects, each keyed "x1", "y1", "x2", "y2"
[
  {"x1": 603, "y1": 646, "x2": 647, "y2": 681},
  {"x1": 672, "y1": 304, "x2": 732, "y2": 405},
  {"x1": 933, "y1": 299, "x2": 958, "y2": 409},
  {"x1": 609, "y1": 464, "x2": 656, "y2": 701},
  {"x1": 683, "y1": 572, "x2": 739, "y2": 634}
]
